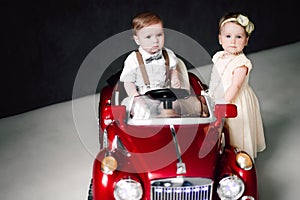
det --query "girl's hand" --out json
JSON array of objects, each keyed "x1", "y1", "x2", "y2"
[{"x1": 225, "y1": 66, "x2": 248, "y2": 102}]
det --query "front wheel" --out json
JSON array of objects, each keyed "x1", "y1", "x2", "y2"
[{"x1": 88, "y1": 179, "x2": 93, "y2": 200}]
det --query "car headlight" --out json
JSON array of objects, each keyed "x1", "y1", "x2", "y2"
[
  {"x1": 101, "y1": 156, "x2": 118, "y2": 174},
  {"x1": 114, "y1": 179, "x2": 143, "y2": 200},
  {"x1": 236, "y1": 152, "x2": 253, "y2": 170},
  {"x1": 217, "y1": 175, "x2": 245, "y2": 200}
]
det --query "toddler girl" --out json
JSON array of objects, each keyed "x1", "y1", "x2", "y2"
[{"x1": 209, "y1": 12, "x2": 266, "y2": 159}]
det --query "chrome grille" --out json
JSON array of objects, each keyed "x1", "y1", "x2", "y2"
[{"x1": 151, "y1": 177, "x2": 213, "y2": 200}]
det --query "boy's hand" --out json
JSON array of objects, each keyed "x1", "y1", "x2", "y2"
[
  {"x1": 131, "y1": 96, "x2": 160, "y2": 119},
  {"x1": 170, "y1": 69, "x2": 181, "y2": 88},
  {"x1": 131, "y1": 96, "x2": 151, "y2": 119}
]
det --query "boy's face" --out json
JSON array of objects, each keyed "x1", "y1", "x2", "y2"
[{"x1": 134, "y1": 23, "x2": 164, "y2": 54}]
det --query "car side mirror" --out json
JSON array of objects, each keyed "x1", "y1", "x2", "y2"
[
  {"x1": 214, "y1": 104, "x2": 237, "y2": 126},
  {"x1": 100, "y1": 105, "x2": 126, "y2": 130},
  {"x1": 214, "y1": 104, "x2": 237, "y2": 119}
]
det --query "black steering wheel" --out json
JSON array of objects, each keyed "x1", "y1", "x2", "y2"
[{"x1": 145, "y1": 88, "x2": 190, "y2": 109}]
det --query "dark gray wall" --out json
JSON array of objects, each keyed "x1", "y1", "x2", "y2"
[{"x1": 1, "y1": 0, "x2": 299, "y2": 118}]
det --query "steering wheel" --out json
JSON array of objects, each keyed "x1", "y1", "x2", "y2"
[{"x1": 145, "y1": 88, "x2": 190, "y2": 109}]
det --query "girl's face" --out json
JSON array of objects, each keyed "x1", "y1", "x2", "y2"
[
  {"x1": 134, "y1": 23, "x2": 164, "y2": 54},
  {"x1": 219, "y1": 22, "x2": 249, "y2": 55}
]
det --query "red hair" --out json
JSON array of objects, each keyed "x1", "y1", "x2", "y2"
[{"x1": 132, "y1": 12, "x2": 163, "y2": 35}]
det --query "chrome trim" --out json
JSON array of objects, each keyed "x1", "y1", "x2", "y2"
[
  {"x1": 103, "y1": 128, "x2": 108, "y2": 149},
  {"x1": 241, "y1": 196, "x2": 255, "y2": 200},
  {"x1": 151, "y1": 177, "x2": 213, "y2": 200},
  {"x1": 234, "y1": 147, "x2": 242, "y2": 154},
  {"x1": 112, "y1": 135, "x2": 131, "y2": 157},
  {"x1": 169, "y1": 124, "x2": 186, "y2": 174},
  {"x1": 218, "y1": 132, "x2": 225, "y2": 155},
  {"x1": 127, "y1": 117, "x2": 216, "y2": 126},
  {"x1": 176, "y1": 162, "x2": 186, "y2": 175}
]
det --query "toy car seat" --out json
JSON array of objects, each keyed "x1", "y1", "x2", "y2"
[{"x1": 176, "y1": 58, "x2": 191, "y2": 92}]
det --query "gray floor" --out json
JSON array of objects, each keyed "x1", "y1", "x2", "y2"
[{"x1": 0, "y1": 42, "x2": 299, "y2": 200}]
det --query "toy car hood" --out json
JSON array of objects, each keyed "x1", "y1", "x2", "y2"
[{"x1": 97, "y1": 120, "x2": 221, "y2": 180}]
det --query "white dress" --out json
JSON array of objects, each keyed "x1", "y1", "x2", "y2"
[{"x1": 209, "y1": 51, "x2": 266, "y2": 159}]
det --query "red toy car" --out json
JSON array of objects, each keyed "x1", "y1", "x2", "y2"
[{"x1": 88, "y1": 59, "x2": 258, "y2": 200}]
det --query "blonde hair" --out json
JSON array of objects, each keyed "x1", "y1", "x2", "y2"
[{"x1": 132, "y1": 12, "x2": 163, "y2": 35}]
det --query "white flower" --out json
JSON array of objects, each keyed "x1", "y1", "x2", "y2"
[
  {"x1": 245, "y1": 22, "x2": 255, "y2": 34},
  {"x1": 237, "y1": 14, "x2": 254, "y2": 34},
  {"x1": 237, "y1": 14, "x2": 249, "y2": 26}
]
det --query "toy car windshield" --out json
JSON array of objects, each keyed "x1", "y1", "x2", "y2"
[{"x1": 119, "y1": 88, "x2": 213, "y2": 125}]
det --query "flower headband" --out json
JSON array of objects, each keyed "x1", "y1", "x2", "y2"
[{"x1": 220, "y1": 14, "x2": 255, "y2": 35}]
